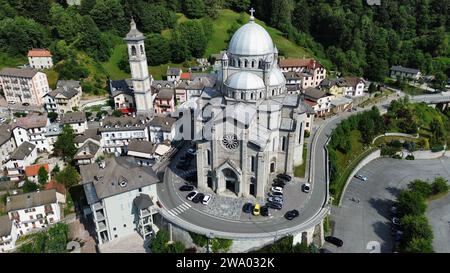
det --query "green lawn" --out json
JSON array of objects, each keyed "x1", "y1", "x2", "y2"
[
  {"x1": 0, "y1": 52, "x2": 26, "y2": 70},
  {"x1": 294, "y1": 144, "x2": 308, "y2": 178},
  {"x1": 373, "y1": 135, "x2": 420, "y2": 147},
  {"x1": 43, "y1": 69, "x2": 59, "y2": 89},
  {"x1": 101, "y1": 44, "x2": 130, "y2": 80}
]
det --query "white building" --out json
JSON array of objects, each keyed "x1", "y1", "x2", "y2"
[
  {"x1": 186, "y1": 14, "x2": 308, "y2": 199},
  {"x1": 127, "y1": 139, "x2": 156, "y2": 166},
  {"x1": 27, "y1": 49, "x2": 53, "y2": 70},
  {"x1": 149, "y1": 115, "x2": 176, "y2": 144},
  {"x1": 124, "y1": 19, "x2": 153, "y2": 114},
  {"x1": 44, "y1": 123, "x2": 61, "y2": 153},
  {"x1": 4, "y1": 142, "x2": 37, "y2": 182},
  {"x1": 73, "y1": 139, "x2": 102, "y2": 166},
  {"x1": 99, "y1": 116, "x2": 150, "y2": 155},
  {"x1": 279, "y1": 58, "x2": 326, "y2": 88},
  {"x1": 390, "y1": 66, "x2": 421, "y2": 80},
  {"x1": 166, "y1": 67, "x2": 182, "y2": 83},
  {"x1": 6, "y1": 190, "x2": 61, "y2": 237},
  {"x1": 303, "y1": 87, "x2": 334, "y2": 117},
  {"x1": 11, "y1": 114, "x2": 51, "y2": 153},
  {"x1": 0, "y1": 124, "x2": 17, "y2": 165},
  {"x1": 109, "y1": 79, "x2": 135, "y2": 113},
  {"x1": 60, "y1": 112, "x2": 88, "y2": 134},
  {"x1": 0, "y1": 68, "x2": 49, "y2": 106},
  {"x1": 0, "y1": 215, "x2": 18, "y2": 253},
  {"x1": 344, "y1": 77, "x2": 365, "y2": 97},
  {"x1": 44, "y1": 84, "x2": 82, "y2": 114},
  {"x1": 80, "y1": 157, "x2": 159, "y2": 244},
  {"x1": 24, "y1": 163, "x2": 49, "y2": 184}
]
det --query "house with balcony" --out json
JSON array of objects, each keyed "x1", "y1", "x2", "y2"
[
  {"x1": 319, "y1": 78, "x2": 347, "y2": 97},
  {"x1": 4, "y1": 142, "x2": 37, "y2": 182},
  {"x1": 303, "y1": 87, "x2": 334, "y2": 117},
  {"x1": 6, "y1": 189, "x2": 61, "y2": 237},
  {"x1": 127, "y1": 139, "x2": 156, "y2": 167},
  {"x1": 109, "y1": 79, "x2": 135, "y2": 114},
  {"x1": 80, "y1": 156, "x2": 159, "y2": 245},
  {"x1": 43, "y1": 84, "x2": 81, "y2": 114},
  {"x1": 73, "y1": 139, "x2": 102, "y2": 166},
  {"x1": 0, "y1": 124, "x2": 17, "y2": 166},
  {"x1": 278, "y1": 58, "x2": 326, "y2": 87},
  {"x1": 60, "y1": 112, "x2": 88, "y2": 134},
  {"x1": 11, "y1": 114, "x2": 51, "y2": 153},
  {"x1": 343, "y1": 77, "x2": 365, "y2": 97},
  {"x1": 0, "y1": 215, "x2": 18, "y2": 253},
  {"x1": 154, "y1": 88, "x2": 175, "y2": 114},
  {"x1": 44, "y1": 123, "x2": 61, "y2": 153},
  {"x1": 149, "y1": 115, "x2": 176, "y2": 144},
  {"x1": 0, "y1": 67, "x2": 50, "y2": 106},
  {"x1": 99, "y1": 116, "x2": 150, "y2": 155}
]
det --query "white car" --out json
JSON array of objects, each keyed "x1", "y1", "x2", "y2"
[
  {"x1": 271, "y1": 186, "x2": 283, "y2": 194},
  {"x1": 202, "y1": 194, "x2": 212, "y2": 205},
  {"x1": 302, "y1": 183, "x2": 311, "y2": 193},
  {"x1": 0, "y1": 117, "x2": 6, "y2": 123},
  {"x1": 355, "y1": 174, "x2": 368, "y2": 181},
  {"x1": 187, "y1": 148, "x2": 197, "y2": 155},
  {"x1": 392, "y1": 217, "x2": 401, "y2": 226},
  {"x1": 186, "y1": 190, "x2": 198, "y2": 201}
]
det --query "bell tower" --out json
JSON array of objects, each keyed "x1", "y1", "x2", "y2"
[{"x1": 124, "y1": 19, "x2": 153, "y2": 114}]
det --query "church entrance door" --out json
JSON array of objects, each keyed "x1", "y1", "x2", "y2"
[
  {"x1": 222, "y1": 168, "x2": 239, "y2": 195},
  {"x1": 249, "y1": 177, "x2": 256, "y2": 197}
]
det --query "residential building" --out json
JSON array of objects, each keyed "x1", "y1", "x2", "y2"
[
  {"x1": 278, "y1": 58, "x2": 326, "y2": 87},
  {"x1": 0, "y1": 68, "x2": 50, "y2": 106},
  {"x1": 0, "y1": 215, "x2": 18, "y2": 253},
  {"x1": 11, "y1": 114, "x2": 50, "y2": 152},
  {"x1": 109, "y1": 79, "x2": 135, "y2": 114},
  {"x1": 4, "y1": 142, "x2": 37, "y2": 182},
  {"x1": 166, "y1": 67, "x2": 182, "y2": 82},
  {"x1": 44, "y1": 180, "x2": 67, "y2": 204},
  {"x1": 149, "y1": 115, "x2": 176, "y2": 144},
  {"x1": 154, "y1": 88, "x2": 175, "y2": 114},
  {"x1": 74, "y1": 139, "x2": 102, "y2": 166},
  {"x1": 74, "y1": 128, "x2": 101, "y2": 148},
  {"x1": 80, "y1": 156, "x2": 160, "y2": 244},
  {"x1": 25, "y1": 163, "x2": 49, "y2": 184},
  {"x1": 319, "y1": 78, "x2": 347, "y2": 97},
  {"x1": 27, "y1": 49, "x2": 53, "y2": 69},
  {"x1": 0, "y1": 124, "x2": 17, "y2": 165},
  {"x1": 60, "y1": 112, "x2": 87, "y2": 134},
  {"x1": 44, "y1": 84, "x2": 81, "y2": 114},
  {"x1": 44, "y1": 123, "x2": 61, "y2": 153},
  {"x1": 344, "y1": 77, "x2": 365, "y2": 97},
  {"x1": 127, "y1": 139, "x2": 156, "y2": 166},
  {"x1": 99, "y1": 116, "x2": 150, "y2": 154},
  {"x1": 303, "y1": 87, "x2": 333, "y2": 117},
  {"x1": 6, "y1": 189, "x2": 61, "y2": 237},
  {"x1": 390, "y1": 66, "x2": 421, "y2": 80},
  {"x1": 175, "y1": 75, "x2": 216, "y2": 103}
]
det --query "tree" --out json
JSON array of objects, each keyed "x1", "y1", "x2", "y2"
[
  {"x1": 14, "y1": 0, "x2": 52, "y2": 25},
  {"x1": 407, "y1": 180, "x2": 433, "y2": 198},
  {"x1": 396, "y1": 190, "x2": 426, "y2": 217},
  {"x1": 431, "y1": 177, "x2": 449, "y2": 195},
  {"x1": 55, "y1": 165, "x2": 80, "y2": 189},
  {"x1": 54, "y1": 124, "x2": 77, "y2": 162},
  {"x1": 90, "y1": 0, "x2": 127, "y2": 34},
  {"x1": 47, "y1": 112, "x2": 58, "y2": 123},
  {"x1": 149, "y1": 230, "x2": 170, "y2": 253},
  {"x1": 168, "y1": 241, "x2": 186, "y2": 253},
  {"x1": 112, "y1": 109, "x2": 123, "y2": 117},
  {"x1": 145, "y1": 34, "x2": 171, "y2": 66},
  {"x1": 22, "y1": 178, "x2": 39, "y2": 193},
  {"x1": 136, "y1": 3, "x2": 176, "y2": 33},
  {"x1": 368, "y1": 83, "x2": 377, "y2": 94},
  {"x1": 170, "y1": 29, "x2": 190, "y2": 63},
  {"x1": 183, "y1": 0, "x2": 206, "y2": 19},
  {"x1": 223, "y1": 0, "x2": 250, "y2": 12},
  {"x1": 38, "y1": 166, "x2": 49, "y2": 186},
  {"x1": 79, "y1": 0, "x2": 96, "y2": 15},
  {"x1": 401, "y1": 214, "x2": 433, "y2": 247},
  {"x1": 178, "y1": 21, "x2": 208, "y2": 58},
  {"x1": 429, "y1": 118, "x2": 446, "y2": 146},
  {"x1": 74, "y1": 15, "x2": 111, "y2": 61},
  {"x1": 403, "y1": 238, "x2": 434, "y2": 253}
]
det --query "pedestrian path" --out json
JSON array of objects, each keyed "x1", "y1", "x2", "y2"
[{"x1": 168, "y1": 202, "x2": 191, "y2": 216}]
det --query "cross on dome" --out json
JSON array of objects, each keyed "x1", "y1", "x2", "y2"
[{"x1": 249, "y1": 8, "x2": 255, "y2": 21}]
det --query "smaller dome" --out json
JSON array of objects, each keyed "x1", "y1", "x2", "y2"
[
  {"x1": 268, "y1": 69, "x2": 285, "y2": 86},
  {"x1": 225, "y1": 71, "x2": 265, "y2": 90}
]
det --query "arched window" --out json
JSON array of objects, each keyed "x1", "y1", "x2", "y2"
[
  {"x1": 259, "y1": 60, "x2": 262, "y2": 69},
  {"x1": 252, "y1": 60, "x2": 256, "y2": 68},
  {"x1": 241, "y1": 92, "x2": 245, "y2": 100},
  {"x1": 244, "y1": 59, "x2": 248, "y2": 68},
  {"x1": 140, "y1": 45, "x2": 144, "y2": 55},
  {"x1": 250, "y1": 93, "x2": 254, "y2": 100},
  {"x1": 238, "y1": 59, "x2": 241, "y2": 67},
  {"x1": 131, "y1": 46, "x2": 137, "y2": 56},
  {"x1": 271, "y1": 89, "x2": 275, "y2": 96},
  {"x1": 259, "y1": 92, "x2": 263, "y2": 99}
]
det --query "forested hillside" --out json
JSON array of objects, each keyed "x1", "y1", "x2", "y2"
[{"x1": 0, "y1": 0, "x2": 448, "y2": 93}]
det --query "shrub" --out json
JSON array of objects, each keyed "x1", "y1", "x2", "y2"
[
  {"x1": 431, "y1": 144, "x2": 445, "y2": 152},
  {"x1": 396, "y1": 190, "x2": 426, "y2": 217},
  {"x1": 189, "y1": 232, "x2": 208, "y2": 247},
  {"x1": 392, "y1": 154, "x2": 402, "y2": 159},
  {"x1": 431, "y1": 177, "x2": 449, "y2": 195},
  {"x1": 405, "y1": 155, "x2": 415, "y2": 160},
  {"x1": 407, "y1": 180, "x2": 433, "y2": 198},
  {"x1": 211, "y1": 238, "x2": 232, "y2": 253},
  {"x1": 304, "y1": 131, "x2": 310, "y2": 138}
]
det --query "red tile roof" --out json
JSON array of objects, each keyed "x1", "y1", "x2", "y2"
[
  {"x1": 279, "y1": 58, "x2": 323, "y2": 70},
  {"x1": 45, "y1": 180, "x2": 66, "y2": 195},
  {"x1": 180, "y1": 72, "x2": 191, "y2": 80},
  {"x1": 304, "y1": 99, "x2": 317, "y2": 107},
  {"x1": 25, "y1": 163, "x2": 49, "y2": 177},
  {"x1": 28, "y1": 48, "x2": 52, "y2": 57}
]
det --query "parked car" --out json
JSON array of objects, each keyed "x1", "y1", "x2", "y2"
[
  {"x1": 302, "y1": 183, "x2": 311, "y2": 193},
  {"x1": 271, "y1": 186, "x2": 283, "y2": 194},
  {"x1": 22, "y1": 102, "x2": 30, "y2": 106},
  {"x1": 187, "y1": 148, "x2": 197, "y2": 156},
  {"x1": 242, "y1": 203, "x2": 253, "y2": 213},
  {"x1": 267, "y1": 196, "x2": 283, "y2": 204},
  {"x1": 202, "y1": 194, "x2": 212, "y2": 205},
  {"x1": 392, "y1": 217, "x2": 401, "y2": 226},
  {"x1": 325, "y1": 236, "x2": 343, "y2": 247},
  {"x1": 390, "y1": 206, "x2": 398, "y2": 216},
  {"x1": 0, "y1": 117, "x2": 6, "y2": 123},
  {"x1": 186, "y1": 191, "x2": 198, "y2": 201},
  {"x1": 354, "y1": 174, "x2": 368, "y2": 181},
  {"x1": 179, "y1": 184, "x2": 195, "y2": 191},
  {"x1": 260, "y1": 206, "x2": 270, "y2": 217},
  {"x1": 267, "y1": 202, "x2": 282, "y2": 210},
  {"x1": 253, "y1": 203, "x2": 261, "y2": 216},
  {"x1": 192, "y1": 193, "x2": 204, "y2": 203},
  {"x1": 277, "y1": 173, "x2": 292, "y2": 182},
  {"x1": 272, "y1": 182, "x2": 285, "y2": 188},
  {"x1": 273, "y1": 178, "x2": 286, "y2": 184},
  {"x1": 268, "y1": 191, "x2": 283, "y2": 197},
  {"x1": 284, "y1": 209, "x2": 299, "y2": 220}
]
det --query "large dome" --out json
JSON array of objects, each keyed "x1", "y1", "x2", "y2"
[
  {"x1": 268, "y1": 69, "x2": 286, "y2": 86},
  {"x1": 228, "y1": 21, "x2": 274, "y2": 56},
  {"x1": 225, "y1": 71, "x2": 265, "y2": 90}
]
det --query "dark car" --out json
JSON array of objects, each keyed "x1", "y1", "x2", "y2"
[
  {"x1": 284, "y1": 209, "x2": 299, "y2": 220},
  {"x1": 268, "y1": 191, "x2": 283, "y2": 197},
  {"x1": 277, "y1": 173, "x2": 292, "y2": 182},
  {"x1": 267, "y1": 202, "x2": 282, "y2": 210},
  {"x1": 325, "y1": 236, "x2": 343, "y2": 247},
  {"x1": 273, "y1": 178, "x2": 286, "y2": 184},
  {"x1": 272, "y1": 181, "x2": 286, "y2": 188},
  {"x1": 179, "y1": 184, "x2": 195, "y2": 191},
  {"x1": 192, "y1": 193, "x2": 204, "y2": 203},
  {"x1": 260, "y1": 206, "x2": 270, "y2": 217},
  {"x1": 242, "y1": 202, "x2": 253, "y2": 213},
  {"x1": 22, "y1": 102, "x2": 30, "y2": 106}
]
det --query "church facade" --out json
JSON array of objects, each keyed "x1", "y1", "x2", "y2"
[{"x1": 193, "y1": 14, "x2": 308, "y2": 199}]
